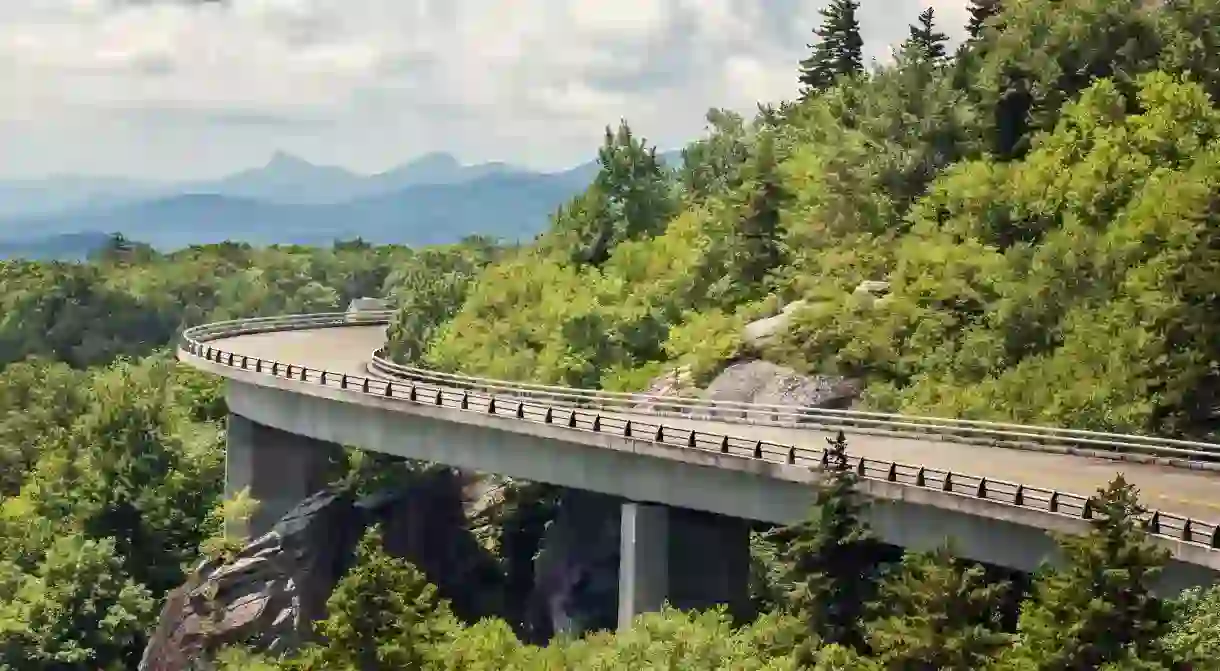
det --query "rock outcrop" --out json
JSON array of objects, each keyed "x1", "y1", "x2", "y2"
[
  {"x1": 741, "y1": 300, "x2": 808, "y2": 349},
  {"x1": 139, "y1": 490, "x2": 361, "y2": 671},
  {"x1": 527, "y1": 490, "x2": 622, "y2": 638},
  {"x1": 703, "y1": 360, "x2": 862, "y2": 413},
  {"x1": 139, "y1": 469, "x2": 504, "y2": 671}
]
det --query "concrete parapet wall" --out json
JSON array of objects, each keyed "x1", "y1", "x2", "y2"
[{"x1": 217, "y1": 374, "x2": 1219, "y2": 593}]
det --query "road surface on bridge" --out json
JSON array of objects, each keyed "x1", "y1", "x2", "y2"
[{"x1": 210, "y1": 325, "x2": 1220, "y2": 522}]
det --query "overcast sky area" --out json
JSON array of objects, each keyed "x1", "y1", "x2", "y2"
[{"x1": 0, "y1": 0, "x2": 971, "y2": 180}]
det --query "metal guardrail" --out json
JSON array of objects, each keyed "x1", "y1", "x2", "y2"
[
  {"x1": 369, "y1": 352, "x2": 1220, "y2": 467},
  {"x1": 177, "y1": 312, "x2": 1220, "y2": 553}
]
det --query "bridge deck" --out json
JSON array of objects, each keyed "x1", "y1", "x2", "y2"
[{"x1": 212, "y1": 326, "x2": 1220, "y2": 522}]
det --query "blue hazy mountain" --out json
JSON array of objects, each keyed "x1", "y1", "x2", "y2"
[
  {"x1": 0, "y1": 175, "x2": 167, "y2": 218},
  {"x1": 0, "y1": 149, "x2": 683, "y2": 255},
  {"x1": 0, "y1": 230, "x2": 115, "y2": 261}
]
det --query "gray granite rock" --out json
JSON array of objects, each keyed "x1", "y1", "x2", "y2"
[{"x1": 139, "y1": 470, "x2": 504, "y2": 671}]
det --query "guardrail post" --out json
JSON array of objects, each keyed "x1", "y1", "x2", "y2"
[
  {"x1": 1209, "y1": 527, "x2": 1220, "y2": 549},
  {"x1": 567, "y1": 411, "x2": 578, "y2": 428},
  {"x1": 255, "y1": 360, "x2": 262, "y2": 373},
  {"x1": 516, "y1": 402, "x2": 525, "y2": 419},
  {"x1": 300, "y1": 368, "x2": 306, "y2": 381},
  {"x1": 320, "y1": 371, "x2": 327, "y2": 384},
  {"x1": 1049, "y1": 491, "x2": 1059, "y2": 512},
  {"x1": 787, "y1": 446, "x2": 797, "y2": 464},
  {"x1": 624, "y1": 420, "x2": 632, "y2": 437},
  {"x1": 1082, "y1": 498, "x2": 1093, "y2": 519},
  {"x1": 1014, "y1": 485, "x2": 1024, "y2": 506},
  {"x1": 856, "y1": 458, "x2": 866, "y2": 476},
  {"x1": 654, "y1": 425, "x2": 664, "y2": 441},
  {"x1": 753, "y1": 441, "x2": 763, "y2": 458},
  {"x1": 915, "y1": 467, "x2": 926, "y2": 487},
  {"x1": 1181, "y1": 517, "x2": 1190, "y2": 542},
  {"x1": 592, "y1": 415, "x2": 602, "y2": 432},
  {"x1": 488, "y1": 398, "x2": 497, "y2": 414},
  {"x1": 687, "y1": 431, "x2": 697, "y2": 448},
  {"x1": 435, "y1": 390, "x2": 443, "y2": 406},
  {"x1": 943, "y1": 472, "x2": 953, "y2": 492},
  {"x1": 719, "y1": 436, "x2": 729, "y2": 454},
  {"x1": 240, "y1": 356, "x2": 248, "y2": 369},
  {"x1": 362, "y1": 378, "x2": 370, "y2": 393},
  {"x1": 975, "y1": 478, "x2": 986, "y2": 498},
  {"x1": 461, "y1": 393, "x2": 469, "y2": 410},
  {"x1": 545, "y1": 408, "x2": 554, "y2": 424},
  {"x1": 1144, "y1": 511, "x2": 1161, "y2": 534},
  {"x1": 887, "y1": 463, "x2": 897, "y2": 481},
  {"x1": 340, "y1": 374, "x2": 348, "y2": 389}
]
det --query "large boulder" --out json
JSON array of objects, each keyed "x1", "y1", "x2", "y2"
[
  {"x1": 139, "y1": 470, "x2": 505, "y2": 671},
  {"x1": 703, "y1": 360, "x2": 861, "y2": 411},
  {"x1": 139, "y1": 489, "x2": 361, "y2": 671},
  {"x1": 741, "y1": 300, "x2": 808, "y2": 349}
]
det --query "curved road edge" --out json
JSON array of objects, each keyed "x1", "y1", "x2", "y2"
[{"x1": 176, "y1": 312, "x2": 1220, "y2": 568}]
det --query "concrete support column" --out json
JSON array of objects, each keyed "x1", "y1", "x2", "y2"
[
  {"x1": 617, "y1": 503, "x2": 751, "y2": 629},
  {"x1": 225, "y1": 413, "x2": 341, "y2": 539},
  {"x1": 618, "y1": 503, "x2": 670, "y2": 628}
]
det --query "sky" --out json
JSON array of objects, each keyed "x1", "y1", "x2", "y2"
[{"x1": 0, "y1": 0, "x2": 971, "y2": 180}]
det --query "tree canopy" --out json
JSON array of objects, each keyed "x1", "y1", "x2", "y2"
[{"x1": 5, "y1": 0, "x2": 1220, "y2": 668}]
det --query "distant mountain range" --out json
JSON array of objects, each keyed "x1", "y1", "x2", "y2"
[{"x1": 0, "y1": 149, "x2": 679, "y2": 259}]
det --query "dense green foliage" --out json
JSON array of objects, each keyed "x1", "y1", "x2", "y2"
[
  {"x1": 4, "y1": 0, "x2": 1220, "y2": 669},
  {"x1": 405, "y1": 0, "x2": 1220, "y2": 442}
]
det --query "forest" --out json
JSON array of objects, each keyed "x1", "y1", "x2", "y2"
[{"x1": 5, "y1": 0, "x2": 1220, "y2": 668}]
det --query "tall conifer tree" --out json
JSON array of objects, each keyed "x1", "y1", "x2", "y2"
[
  {"x1": 904, "y1": 7, "x2": 949, "y2": 62},
  {"x1": 1005, "y1": 476, "x2": 1174, "y2": 669},
  {"x1": 772, "y1": 431, "x2": 880, "y2": 652},
  {"x1": 798, "y1": 0, "x2": 864, "y2": 95},
  {"x1": 967, "y1": 0, "x2": 1003, "y2": 40}
]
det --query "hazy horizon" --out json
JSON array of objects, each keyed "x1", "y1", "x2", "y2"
[{"x1": 0, "y1": 0, "x2": 970, "y2": 182}]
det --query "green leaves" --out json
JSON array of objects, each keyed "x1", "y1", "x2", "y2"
[
  {"x1": 865, "y1": 546, "x2": 1012, "y2": 670},
  {"x1": 0, "y1": 536, "x2": 155, "y2": 671},
  {"x1": 1003, "y1": 477, "x2": 1174, "y2": 669},
  {"x1": 292, "y1": 525, "x2": 456, "y2": 671}
]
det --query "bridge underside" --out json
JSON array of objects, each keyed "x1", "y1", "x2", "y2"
[{"x1": 222, "y1": 379, "x2": 1219, "y2": 615}]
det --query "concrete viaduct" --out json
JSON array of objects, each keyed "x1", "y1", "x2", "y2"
[{"x1": 178, "y1": 311, "x2": 1220, "y2": 628}]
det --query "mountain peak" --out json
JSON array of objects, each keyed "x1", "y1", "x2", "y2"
[
  {"x1": 409, "y1": 152, "x2": 462, "y2": 170},
  {"x1": 265, "y1": 151, "x2": 314, "y2": 170}
]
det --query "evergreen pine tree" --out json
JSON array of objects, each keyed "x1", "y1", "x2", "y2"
[
  {"x1": 294, "y1": 525, "x2": 455, "y2": 671},
  {"x1": 1005, "y1": 475, "x2": 1173, "y2": 669},
  {"x1": 798, "y1": 0, "x2": 864, "y2": 96},
  {"x1": 565, "y1": 120, "x2": 676, "y2": 266},
  {"x1": 966, "y1": 0, "x2": 1003, "y2": 40},
  {"x1": 904, "y1": 7, "x2": 949, "y2": 62},
  {"x1": 772, "y1": 431, "x2": 880, "y2": 652},
  {"x1": 731, "y1": 130, "x2": 786, "y2": 300},
  {"x1": 866, "y1": 546, "x2": 1012, "y2": 670}
]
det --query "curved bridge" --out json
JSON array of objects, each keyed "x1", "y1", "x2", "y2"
[{"x1": 178, "y1": 311, "x2": 1220, "y2": 615}]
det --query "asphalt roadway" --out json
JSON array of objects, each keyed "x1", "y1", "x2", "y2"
[{"x1": 208, "y1": 326, "x2": 1220, "y2": 523}]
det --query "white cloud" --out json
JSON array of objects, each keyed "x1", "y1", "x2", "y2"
[{"x1": 0, "y1": 0, "x2": 970, "y2": 179}]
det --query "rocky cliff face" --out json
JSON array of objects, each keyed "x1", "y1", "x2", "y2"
[
  {"x1": 139, "y1": 490, "x2": 360, "y2": 671},
  {"x1": 139, "y1": 469, "x2": 503, "y2": 671}
]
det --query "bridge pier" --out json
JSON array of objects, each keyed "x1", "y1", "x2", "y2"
[
  {"x1": 225, "y1": 414, "x2": 342, "y2": 538},
  {"x1": 617, "y1": 502, "x2": 751, "y2": 629}
]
